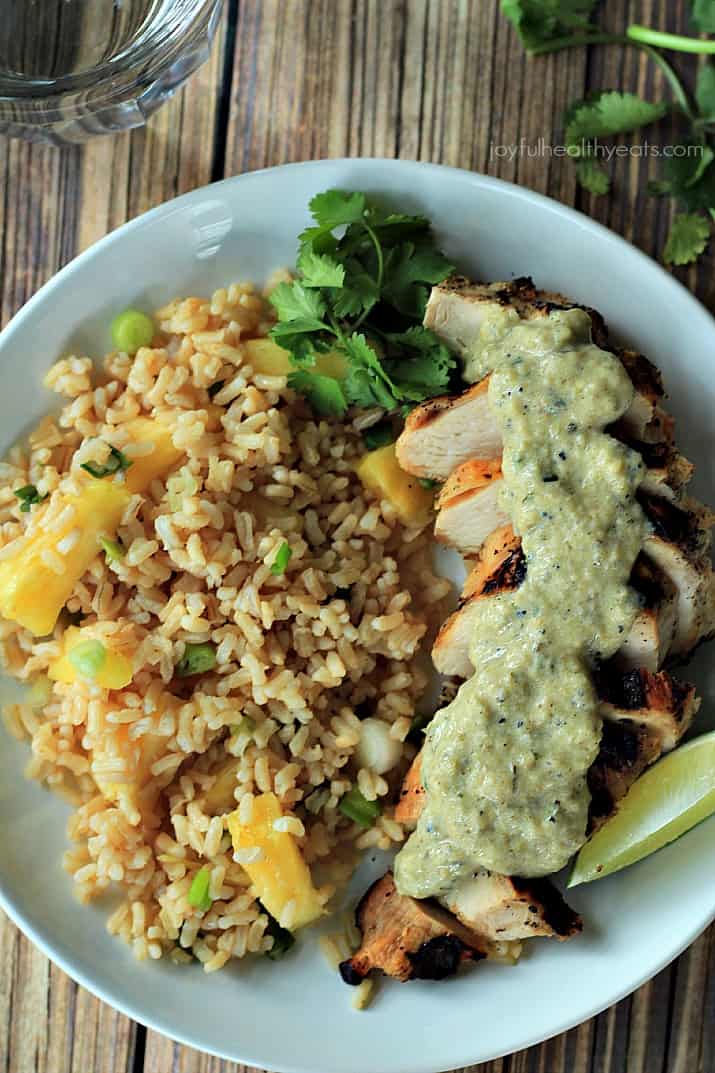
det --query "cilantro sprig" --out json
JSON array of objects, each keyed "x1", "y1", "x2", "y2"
[
  {"x1": 269, "y1": 190, "x2": 456, "y2": 417},
  {"x1": 501, "y1": 1, "x2": 715, "y2": 265}
]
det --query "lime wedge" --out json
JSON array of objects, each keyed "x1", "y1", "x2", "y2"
[{"x1": 569, "y1": 729, "x2": 715, "y2": 886}]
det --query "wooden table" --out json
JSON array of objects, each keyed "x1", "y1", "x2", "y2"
[{"x1": 1, "y1": 2, "x2": 713, "y2": 1071}]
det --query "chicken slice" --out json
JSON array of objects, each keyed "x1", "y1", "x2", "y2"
[
  {"x1": 424, "y1": 275, "x2": 610, "y2": 355},
  {"x1": 594, "y1": 665, "x2": 699, "y2": 753},
  {"x1": 339, "y1": 872, "x2": 489, "y2": 984},
  {"x1": 640, "y1": 493, "x2": 715, "y2": 657},
  {"x1": 432, "y1": 534, "x2": 676, "y2": 678},
  {"x1": 443, "y1": 870, "x2": 582, "y2": 943},
  {"x1": 397, "y1": 278, "x2": 673, "y2": 480},
  {"x1": 434, "y1": 459, "x2": 509, "y2": 554},
  {"x1": 395, "y1": 377, "x2": 498, "y2": 480},
  {"x1": 587, "y1": 720, "x2": 663, "y2": 832},
  {"x1": 433, "y1": 455, "x2": 697, "y2": 561},
  {"x1": 399, "y1": 661, "x2": 693, "y2": 833},
  {"x1": 613, "y1": 557, "x2": 677, "y2": 672}
]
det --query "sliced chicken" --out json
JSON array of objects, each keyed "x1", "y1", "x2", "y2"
[
  {"x1": 594, "y1": 665, "x2": 699, "y2": 753},
  {"x1": 433, "y1": 458, "x2": 697, "y2": 561},
  {"x1": 631, "y1": 440, "x2": 694, "y2": 503},
  {"x1": 399, "y1": 662, "x2": 693, "y2": 834},
  {"x1": 424, "y1": 276, "x2": 609, "y2": 355},
  {"x1": 395, "y1": 754, "x2": 426, "y2": 827},
  {"x1": 443, "y1": 870, "x2": 582, "y2": 943},
  {"x1": 614, "y1": 557, "x2": 677, "y2": 672},
  {"x1": 395, "y1": 378, "x2": 499, "y2": 480},
  {"x1": 339, "y1": 872, "x2": 489, "y2": 984},
  {"x1": 398, "y1": 279, "x2": 673, "y2": 481},
  {"x1": 432, "y1": 536, "x2": 679, "y2": 679},
  {"x1": 434, "y1": 459, "x2": 509, "y2": 554},
  {"x1": 640, "y1": 493, "x2": 715, "y2": 657},
  {"x1": 587, "y1": 720, "x2": 663, "y2": 832}
]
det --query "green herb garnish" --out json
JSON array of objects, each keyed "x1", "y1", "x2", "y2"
[
  {"x1": 269, "y1": 189, "x2": 455, "y2": 417},
  {"x1": 99, "y1": 536, "x2": 125, "y2": 562},
  {"x1": 501, "y1": 1, "x2": 715, "y2": 265},
  {"x1": 14, "y1": 484, "x2": 48, "y2": 512},
  {"x1": 363, "y1": 421, "x2": 395, "y2": 451},
  {"x1": 258, "y1": 900, "x2": 296, "y2": 960},
  {"x1": 338, "y1": 787, "x2": 381, "y2": 829},
  {"x1": 80, "y1": 445, "x2": 132, "y2": 479},
  {"x1": 176, "y1": 642, "x2": 217, "y2": 678},
  {"x1": 68, "y1": 639, "x2": 106, "y2": 680},
  {"x1": 418, "y1": 477, "x2": 440, "y2": 490},
  {"x1": 270, "y1": 541, "x2": 292, "y2": 576},
  {"x1": 187, "y1": 867, "x2": 212, "y2": 912}
]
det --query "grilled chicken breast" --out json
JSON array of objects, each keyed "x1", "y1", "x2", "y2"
[
  {"x1": 432, "y1": 533, "x2": 684, "y2": 679},
  {"x1": 339, "y1": 872, "x2": 489, "y2": 984},
  {"x1": 444, "y1": 871, "x2": 582, "y2": 943},
  {"x1": 398, "y1": 278, "x2": 674, "y2": 480}
]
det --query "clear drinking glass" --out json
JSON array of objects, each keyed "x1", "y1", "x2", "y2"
[{"x1": 0, "y1": 0, "x2": 224, "y2": 144}]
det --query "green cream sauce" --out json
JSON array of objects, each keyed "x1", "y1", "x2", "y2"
[{"x1": 395, "y1": 309, "x2": 649, "y2": 895}]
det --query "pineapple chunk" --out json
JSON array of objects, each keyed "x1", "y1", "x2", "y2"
[
  {"x1": 356, "y1": 443, "x2": 434, "y2": 525},
  {"x1": 0, "y1": 416, "x2": 184, "y2": 636},
  {"x1": 48, "y1": 626, "x2": 134, "y2": 689},
  {"x1": 91, "y1": 693, "x2": 180, "y2": 813},
  {"x1": 0, "y1": 480, "x2": 131, "y2": 636},
  {"x1": 121, "y1": 416, "x2": 184, "y2": 494},
  {"x1": 227, "y1": 792, "x2": 323, "y2": 930},
  {"x1": 243, "y1": 338, "x2": 347, "y2": 380}
]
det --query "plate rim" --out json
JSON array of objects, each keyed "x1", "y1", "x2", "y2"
[{"x1": 0, "y1": 156, "x2": 714, "y2": 1071}]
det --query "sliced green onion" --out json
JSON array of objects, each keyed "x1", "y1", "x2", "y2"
[
  {"x1": 68, "y1": 639, "x2": 106, "y2": 680},
  {"x1": 258, "y1": 901, "x2": 296, "y2": 960},
  {"x1": 187, "y1": 866, "x2": 212, "y2": 912},
  {"x1": 230, "y1": 715, "x2": 256, "y2": 735},
  {"x1": 208, "y1": 379, "x2": 225, "y2": 399},
  {"x1": 418, "y1": 477, "x2": 440, "y2": 490},
  {"x1": 270, "y1": 541, "x2": 292, "y2": 576},
  {"x1": 81, "y1": 445, "x2": 132, "y2": 479},
  {"x1": 111, "y1": 309, "x2": 155, "y2": 355},
  {"x1": 14, "y1": 484, "x2": 48, "y2": 512},
  {"x1": 363, "y1": 422, "x2": 394, "y2": 451},
  {"x1": 176, "y1": 641, "x2": 217, "y2": 678},
  {"x1": 99, "y1": 535, "x2": 125, "y2": 562},
  {"x1": 338, "y1": 788, "x2": 381, "y2": 828}
]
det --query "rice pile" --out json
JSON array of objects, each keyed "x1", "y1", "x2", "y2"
[{"x1": 0, "y1": 279, "x2": 450, "y2": 970}]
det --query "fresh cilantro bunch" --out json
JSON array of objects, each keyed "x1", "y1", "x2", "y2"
[
  {"x1": 501, "y1": 0, "x2": 715, "y2": 264},
  {"x1": 269, "y1": 189, "x2": 456, "y2": 417}
]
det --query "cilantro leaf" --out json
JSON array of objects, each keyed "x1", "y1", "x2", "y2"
[
  {"x1": 296, "y1": 247, "x2": 345, "y2": 288},
  {"x1": 287, "y1": 370, "x2": 348, "y2": 417},
  {"x1": 663, "y1": 213, "x2": 711, "y2": 264},
  {"x1": 660, "y1": 146, "x2": 715, "y2": 211},
  {"x1": 501, "y1": 0, "x2": 598, "y2": 51},
  {"x1": 343, "y1": 334, "x2": 401, "y2": 410},
  {"x1": 300, "y1": 190, "x2": 366, "y2": 244},
  {"x1": 384, "y1": 327, "x2": 455, "y2": 400},
  {"x1": 696, "y1": 62, "x2": 715, "y2": 120},
  {"x1": 382, "y1": 241, "x2": 455, "y2": 318},
  {"x1": 692, "y1": 0, "x2": 715, "y2": 33},
  {"x1": 269, "y1": 281, "x2": 327, "y2": 324},
  {"x1": 575, "y1": 157, "x2": 611, "y2": 195},
  {"x1": 331, "y1": 259, "x2": 380, "y2": 318},
  {"x1": 565, "y1": 92, "x2": 669, "y2": 148}
]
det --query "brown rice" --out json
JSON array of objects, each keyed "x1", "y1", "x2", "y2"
[{"x1": 0, "y1": 278, "x2": 451, "y2": 970}]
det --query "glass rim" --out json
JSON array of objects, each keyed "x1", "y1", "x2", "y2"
[{"x1": 0, "y1": 0, "x2": 223, "y2": 107}]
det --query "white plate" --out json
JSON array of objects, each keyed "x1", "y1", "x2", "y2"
[{"x1": 0, "y1": 159, "x2": 713, "y2": 1073}]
